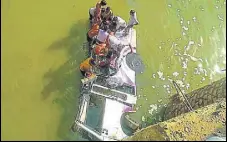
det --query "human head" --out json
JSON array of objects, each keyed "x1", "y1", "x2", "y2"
[
  {"x1": 106, "y1": 7, "x2": 111, "y2": 13},
  {"x1": 106, "y1": 50, "x2": 113, "y2": 59},
  {"x1": 89, "y1": 58, "x2": 96, "y2": 66},
  {"x1": 102, "y1": 25, "x2": 108, "y2": 31},
  {"x1": 113, "y1": 16, "x2": 118, "y2": 22},
  {"x1": 130, "y1": 10, "x2": 135, "y2": 15},
  {"x1": 101, "y1": 8, "x2": 105, "y2": 13},
  {"x1": 100, "y1": 0, "x2": 107, "y2": 6}
]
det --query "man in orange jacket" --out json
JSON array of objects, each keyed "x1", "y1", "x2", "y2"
[
  {"x1": 80, "y1": 58, "x2": 96, "y2": 77},
  {"x1": 87, "y1": 22, "x2": 100, "y2": 43}
]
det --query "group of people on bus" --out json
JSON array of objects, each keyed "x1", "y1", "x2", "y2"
[{"x1": 80, "y1": 0, "x2": 139, "y2": 79}]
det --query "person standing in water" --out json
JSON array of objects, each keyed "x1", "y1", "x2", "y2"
[
  {"x1": 127, "y1": 10, "x2": 139, "y2": 28},
  {"x1": 124, "y1": 10, "x2": 139, "y2": 35}
]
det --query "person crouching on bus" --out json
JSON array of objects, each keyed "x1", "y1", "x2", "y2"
[
  {"x1": 79, "y1": 58, "x2": 96, "y2": 77},
  {"x1": 101, "y1": 7, "x2": 113, "y2": 22},
  {"x1": 93, "y1": 42, "x2": 107, "y2": 57},
  {"x1": 89, "y1": 0, "x2": 107, "y2": 20},
  {"x1": 125, "y1": 10, "x2": 139, "y2": 34},
  {"x1": 96, "y1": 25, "x2": 109, "y2": 44},
  {"x1": 87, "y1": 20, "x2": 101, "y2": 46}
]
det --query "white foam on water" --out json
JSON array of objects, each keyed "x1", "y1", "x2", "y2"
[
  {"x1": 157, "y1": 71, "x2": 166, "y2": 80},
  {"x1": 182, "y1": 26, "x2": 189, "y2": 31},
  {"x1": 186, "y1": 83, "x2": 190, "y2": 90},
  {"x1": 214, "y1": 64, "x2": 222, "y2": 73},
  {"x1": 202, "y1": 77, "x2": 206, "y2": 81},
  {"x1": 152, "y1": 86, "x2": 155, "y2": 88},
  {"x1": 152, "y1": 73, "x2": 156, "y2": 78},
  {"x1": 161, "y1": 78, "x2": 166, "y2": 80},
  {"x1": 221, "y1": 48, "x2": 226, "y2": 55},
  {"x1": 180, "y1": 20, "x2": 183, "y2": 25},
  {"x1": 176, "y1": 80, "x2": 185, "y2": 87},
  {"x1": 148, "y1": 104, "x2": 158, "y2": 115},
  {"x1": 203, "y1": 69, "x2": 208, "y2": 76},
  {"x1": 199, "y1": 6, "x2": 204, "y2": 11},
  {"x1": 187, "y1": 20, "x2": 190, "y2": 25},
  {"x1": 217, "y1": 14, "x2": 224, "y2": 21},
  {"x1": 168, "y1": 78, "x2": 173, "y2": 82},
  {"x1": 205, "y1": 59, "x2": 209, "y2": 66},
  {"x1": 182, "y1": 61, "x2": 188, "y2": 69},
  {"x1": 192, "y1": 17, "x2": 197, "y2": 22},
  {"x1": 142, "y1": 116, "x2": 145, "y2": 122},
  {"x1": 168, "y1": 4, "x2": 172, "y2": 7},
  {"x1": 173, "y1": 72, "x2": 179, "y2": 77},
  {"x1": 183, "y1": 71, "x2": 187, "y2": 76}
]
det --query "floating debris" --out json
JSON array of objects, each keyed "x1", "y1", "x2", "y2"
[
  {"x1": 158, "y1": 99, "x2": 162, "y2": 103},
  {"x1": 152, "y1": 86, "x2": 155, "y2": 88},
  {"x1": 152, "y1": 73, "x2": 156, "y2": 78},
  {"x1": 168, "y1": 4, "x2": 172, "y2": 7}
]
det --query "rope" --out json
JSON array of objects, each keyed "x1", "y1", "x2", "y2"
[{"x1": 172, "y1": 80, "x2": 194, "y2": 112}]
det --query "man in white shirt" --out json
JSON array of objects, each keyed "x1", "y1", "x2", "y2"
[
  {"x1": 112, "y1": 16, "x2": 127, "y2": 31},
  {"x1": 89, "y1": 7, "x2": 105, "y2": 21},
  {"x1": 89, "y1": 7, "x2": 96, "y2": 21}
]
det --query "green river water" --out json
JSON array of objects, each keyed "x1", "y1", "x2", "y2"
[{"x1": 1, "y1": 0, "x2": 226, "y2": 141}]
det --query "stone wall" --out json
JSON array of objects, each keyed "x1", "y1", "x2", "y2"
[
  {"x1": 123, "y1": 101, "x2": 226, "y2": 141},
  {"x1": 164, "y1": 77, "x2": 226, "y2": 120}
]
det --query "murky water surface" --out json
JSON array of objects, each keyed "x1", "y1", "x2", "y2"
[{"x1": 1, "y1": 0, "x2": 226, "y2": 140}]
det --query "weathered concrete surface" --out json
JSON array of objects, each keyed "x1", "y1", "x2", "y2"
[
  {"x1": 164, "y1": 77, "x2": 226, "y2": 120},
  {"x1": 123, "y1": 101, "x2": 226, "y2": 141}
]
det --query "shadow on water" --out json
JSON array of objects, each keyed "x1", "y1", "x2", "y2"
[{"x1": 41, "y1": 19, "x2": 90, "y2": 141}]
